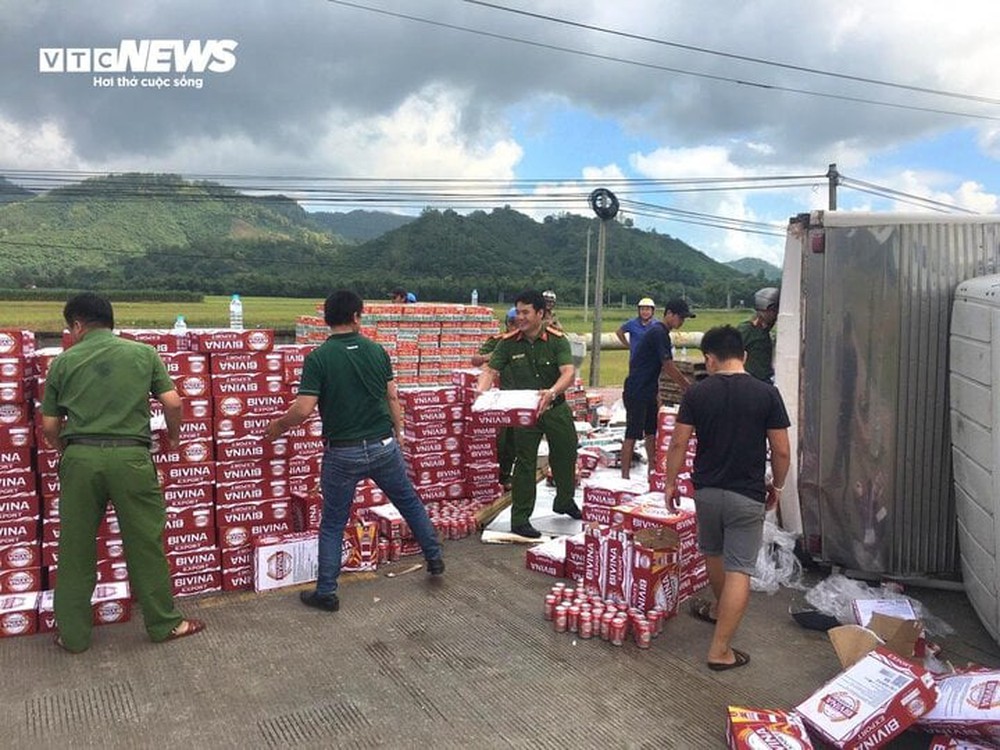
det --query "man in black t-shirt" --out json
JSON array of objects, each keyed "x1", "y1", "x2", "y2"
[{"x1": 662, "y1": 325, "x2": 790, "y2": 671}]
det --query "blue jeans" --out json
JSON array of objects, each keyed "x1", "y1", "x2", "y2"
[{"x1": 317, "y1": 437, "x2": 442, "y2": 595}]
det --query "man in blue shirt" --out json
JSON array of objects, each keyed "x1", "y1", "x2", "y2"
[
  {"x1": 620, "y1": 299, "x2": 695, "y2": 479},
  {"x1": 615, "y1": 297, "x2": 657, "y2": 362}
]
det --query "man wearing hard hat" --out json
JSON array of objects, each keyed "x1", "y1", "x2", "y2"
[
  {"x1": 615, "y1": 297, "x2": 657, "y2": 362},
  {"x1": 738, "y1": 288, "x2": 780, "y2": 382},
  {"x1": 541, "y1": 290, "x2": 561, "y2": 330}
]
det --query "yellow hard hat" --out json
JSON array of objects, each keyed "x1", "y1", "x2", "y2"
[{"x1": 637, "y1": 297, "x2": 655, "y2": 308}]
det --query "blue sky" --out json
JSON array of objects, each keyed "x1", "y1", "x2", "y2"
[{"x1": 1, "y1": 0, "x2": 998, "y2": 267}]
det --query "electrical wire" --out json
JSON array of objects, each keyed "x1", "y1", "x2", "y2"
[{"x1": 327, "y1": 0, "x2": 1000, "y2": 122}]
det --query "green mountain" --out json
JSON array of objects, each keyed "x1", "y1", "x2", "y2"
[
  {"x1": 309, "y1": 209, "x2": 415, "y2": 242},
  {"x1": 0, "y1": 176, "x2": 34, "y2": 205},
  {"x1": 0, "y1": 174, "x2": 764, "y2": 304},
  {"x1": 726, "y1": 257, "x2": 781, "y2": 281},
  {"x1": 0, "y1": 173, "x2": 343, "y2": 289}
]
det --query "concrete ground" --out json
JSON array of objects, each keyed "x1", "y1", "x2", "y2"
[{"x1": 2, "y1": 539, "x2": 997, "y2": 749}]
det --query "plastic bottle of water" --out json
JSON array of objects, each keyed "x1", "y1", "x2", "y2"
[
  {"x1": 229, "y1": 294, "x2": 243, "y2": 330},
  {"x1": 471, "y1": 288, "x2": 478, "y2": 305},
  {"x1": 173, "y1": 314, "x2": 187, "y2": 332}
]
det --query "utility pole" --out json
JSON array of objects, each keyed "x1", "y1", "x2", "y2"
[
  {"x1": 588, "y1": 188, "x2": 619, "y2": 388},
  {"x1": 584, "y1": 227, "x2": 592, "y2": 322},
  {"x1": 827, "y1": 163, "x2": 839, "y2": 210}
]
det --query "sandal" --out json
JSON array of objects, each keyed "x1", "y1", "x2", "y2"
[
  {"x1": 708, "y1": 648, "x2": 751, "y2": 671},
  {"x1": 162, "y1": 618, "x2": 206, "y2": 642},
  {"x1": 689, "y1": 598, "x2": 718, "y2": 625}
]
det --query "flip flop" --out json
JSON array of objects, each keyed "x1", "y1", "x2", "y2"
[
  {"x1": 707, "y1": 648, "x2": 750, "y2": 671},
  {"x1": 162, "y1": 618, "x2": 206, "y2": 642},
  {"x1": 689, "y1": 597, "x2": 718, "y2": 625}
]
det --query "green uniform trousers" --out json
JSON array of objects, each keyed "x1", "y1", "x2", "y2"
[
  {"x1": 497, "y1": 427, "x2": 515, "y2": 486},
  {"x1": 510, "y1": 401, "x2": 578, "y2": 527},
  {"x1": 56, "y1": 444, "x2": 182, "y2": 651}
]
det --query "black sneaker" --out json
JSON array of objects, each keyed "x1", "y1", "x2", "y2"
[
  {"x1": 510, "y1": 523, "x2": 542, "y2": 539},
  {"x1": 300, "y1": 590, "x2": 339, "y2": 612},
  {"x1": 426, "y1": 558, "x2": 445, "y2": 576},
  {"x1": 555, "y1": 504, "x2": 583, "y2": 520}
]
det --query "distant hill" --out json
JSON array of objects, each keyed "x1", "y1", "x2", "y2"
[
  {"x1": 309, "y1": 209, "x2": 415, "y2": 242},
  {"x1": 0, "y1": 176, "x2": 34, "y2": 205},
  {"x1": 726, "y1": 257, "x2": 781, "y2": 281},
  {"x1": 0, "y1": 173, "x2": 767, "y2": 304}
]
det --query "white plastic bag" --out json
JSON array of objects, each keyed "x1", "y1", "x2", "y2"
[{"x1": 751, "y1": 518, "x2": 806, "y2": 594}]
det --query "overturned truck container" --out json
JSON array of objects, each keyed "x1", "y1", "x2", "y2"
[{"x1": 774, "y1": 211, "x2": 1000, "y2": 584}]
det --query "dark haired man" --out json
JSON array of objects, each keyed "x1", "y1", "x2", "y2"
[
  {"x1": 41, "y1": 292, "x2": 204, "y2": 653},
  {"x1": 477, "y1": 290, "x2": 579, "y2": 539},
  {"x1": 662, "y1": 325, "x2": 790, "y2": 671},
  {"x1": 620, "y1": 298, "x2": 694, "y2": 480},
  {"x1": 267, "y1": 290, "x2": 444, "y2": 612}
]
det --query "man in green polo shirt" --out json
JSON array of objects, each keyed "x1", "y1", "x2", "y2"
[
  {"x1": 266, "y1": 289, "x2": 443, "y2": 612},
  {"x1": 477, "y1": 290, "x2": 580, "y2": 539},
  {"x1": 41, "y1": 292, "x2": 204, "y2": 653},
  {"x1": 738, "y1": 287, "x2": 780, "y2": 382}
]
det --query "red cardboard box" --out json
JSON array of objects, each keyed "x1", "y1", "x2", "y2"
[
  {"x1": 0, "y1": 491, "x2": 39, "y2": 523},
  {"x1": 0, "y1": 540, "x2": 39, "y2": 570},
  {"x1": 252, "y1": 530, "x2": 319, "y2": 591},
  {"x1": 214, "y1": 412, "x2": 282, "y2": 440},
  {"x1": 163, "y1": 527, "x2": 215, "y2": 555},
  {"x1": 0, "y1": 447, "x2": 32, "y2": 472},
  {"x1": 795, "y1": 646, "x2": 937, "y2": 749},
  {"x1": 156, "y1": 460, "x2": 216, "y2": 488},
  {"x1": 216, "y1": 479, "x2": 290, "y2": 506},
  {"x1": 190, "y1": 328, "x2": 274, "y2": 354},
  {"x1": 171, "y1": 373, "x2": 212, "y2": 398},
  {"x1": 342, "y1": 522, "x2": 378, "y2": 572},
  {"x1": 211, "y1": 351, "x2": 284, "y2": 376},
  {"x1": 0, "y1": 517, "x2": 38, "y2": 546},
  {"x1": 403, "y1": 403, "x2": 465, "y2": 425},
  {"x1": 217, "y1": 459, "x2": 288, "y2": 484},
  {"x1": 399, "y1": 386, "x2": 461, "y2": 408},
  {"x1": 214, "y1": 392, "x2": 293, "y2": 420},
  {"x1": 151, "y1": 439, "x2": 214, "y2": 464},
  {"x1": 217, "y1": 518, "x2": 293, "y2": 550},
  {"x1": 215, "y1": 436, "x2": 288, "y2": 462},
  {"x1": 164, "y1": 505, "x2": 215, "y2": 536},
  {"x1": 403, "y1": 419, "x2": 464, "y2": 441},
  {"x1": 167, "y1": 546, "x2": 222, "y2": 577},
  {"x1": 222, "y1": 545, "x2": 254, "y2": 570},
  {"x1": 159, "y1": 351, "x2": 209, "y2": 377},
  {"x1": 0, "y1": 567, "x2": 42, "y2": 594},
  {"x1": 162, "y1": 483, "x2": 215, "y2": 509},
  {"x1": 48, "y1": 559, "x2": 129, "y2": 590},
  {"x1": 115, "y1": 328, "x2": 189, "y2": 353},
  {"x1": 171, "y1": 569, "x2": 222, "y2": 598},
  {"x1": 221, "y1": 565, "x2": 254, "y2": 592},
  {"x1": 525, "y1": 538, "x2": 566, "y2": 578},
  {"x1": 0, "y1": 402, "x2": 31, "y2": 428},
  {"x1": 0, "y1": 425, "x2": 32, "y2": 450},
  {"x1": 469, "y1": 390, "x2": 541, "y2": 428},
  {"x1": 212, "y1": 372, "x2": 285, "y2": 398},
  {"x1": 0, "y1": 331, "x2": 35, "y2": 358},
  {"x1": 630, "y1": 527, "x2": 681, "y2": 616},
  {"x1": 726, "y1": 707, "x2": 814, "y2": 750},
  {"x1": 0, "y1": 591, "x2": 39, "y2": 637},
  {"x1": 151, "y1": 396, "x2": 212, "y2": 422}
]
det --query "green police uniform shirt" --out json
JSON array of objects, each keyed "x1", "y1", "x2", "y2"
[
  {"x1": 298, "y1": 331, "x2": 394, "y2": 442},
  {"x1": 737, "y1": 320, "x2": 775, "y2": 382},
  {"x1": 487, "y1": 327, "x2": 572, "y2": 391},
  {"x1": 41, "y1": 329, "x2": 175, "y2": 443}
]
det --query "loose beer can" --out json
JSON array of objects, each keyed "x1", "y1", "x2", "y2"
[
  {"x1": 646, "y1": 608, "x2": 662, "y2": 636},
  {"x1": 544, "y1": 594, "x2": 557, "y2": 621},
  {"x1": 563, "y1": 587, "x2": 576, "y2": 602},
  {"x1": 378, "y1": 539, "x2": 389, "y2": 564},
  {"x1": 578, "y1": 611, "x2": 593, "y2": 639},
  {"x1": 634, "y1": 618, "x2": 652, "y2": 649},
  {"x1": 600, "y1": 610, "x2": 614, "y2": 641},
  {"x1": 554, "y1": 605, "x2": 568, "y2": 633},
  {"x1": 610, "y1": 615, "x2": 627, "y2": 646},
  {"x1": 567, "y1": 604, "x2": 580, "y2": 633}
]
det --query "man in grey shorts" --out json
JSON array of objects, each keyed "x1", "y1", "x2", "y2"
[{"x1": 662, "y1": 325, "x2": 790, "y2": 670}]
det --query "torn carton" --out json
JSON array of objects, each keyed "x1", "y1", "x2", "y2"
[
  {"x1": 726, "y1": 706, "x2": 814, "y2": 750},
  {"x1": 916, "y1": 669, "x2": 1000, "y2": 745}
]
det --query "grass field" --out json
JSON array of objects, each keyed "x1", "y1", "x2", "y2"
[{"x1": 2, "y1": 296, "x2": 749, "y2": 387}]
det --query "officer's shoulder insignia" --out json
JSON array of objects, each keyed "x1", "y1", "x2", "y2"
[
  {"x1": 545, "y1": 326, "x2": 565, "y2": 337},
  {"x1": 500, "y1": 330, "x2": 520, "y2": 340}
]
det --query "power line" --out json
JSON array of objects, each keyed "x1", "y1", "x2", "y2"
[
  {"x1": 462, "y1": 0, "x2": 1000, "y2": 107},
  {"x1": 327, "y1": 0, "x2": 1000, "y2": 122}
]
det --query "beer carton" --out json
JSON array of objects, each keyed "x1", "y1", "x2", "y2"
[{"x1": 252, "y1": 530, "x2": 319, "y2": 592}]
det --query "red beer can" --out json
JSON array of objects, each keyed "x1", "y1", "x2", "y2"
[
  {"x1": 609, "y1": 615, "x2": 627, "y2": 646},
  {"x1": 378, "y1": 538, "x2": 389, "y2": 564},
  {"x1": 554, "y1": 605, "x2": 568, "y2": 633},
  {"x1": 600, "y1": 610, "x2": 614, "y2": 641},
  {"x1": 567, "y1": 604, "x2": 580, "y2": 633},
  {"x1": 544, "y1": 594, "x2": 557, "y2": 621},
  {"x1": 578, "y1": 610, "x2": 593, "y2": 639},
  {"x1": 634, "y1": 618, "x2": 652, "y2": 649},
  {"x1": 646, "y1": 608, "x2": 662, "y2": 636}
]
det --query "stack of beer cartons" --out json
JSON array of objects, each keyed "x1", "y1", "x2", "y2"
[
  {"x1": 648, "y1": 406, "x2": 696, "y2": 502},
  {"x1": 0, "y1": 331, "x2": 42, "y2": 638},
  {"x1": 400, "y1": 386, "x2": 466, "y2": 506},
  {"x1": 191, "y1": 329, "x2": 294, "y2": 594},
  {"x1": 274, "y1": 343, "x2": 323, "y2": 531},
  {"x1": 450, "y1": 369, "x2": 504, "y2": 506},
  {"x1": 580, "y1": 476, "x2": 648, "y2": 526}
]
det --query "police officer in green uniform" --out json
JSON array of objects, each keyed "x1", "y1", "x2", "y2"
[
  {"x1": 477, "y1": 290, "x2": 580, "y2": 539},
  {"x1": 737, "y1": 287, "x2": 780, "y2": 382},
  {"x1": 472, "y1": 307, "x2": 518, "y2": 488},
  {"x1": 41, "y1": 293, "x2": 204, "y2": 653}
]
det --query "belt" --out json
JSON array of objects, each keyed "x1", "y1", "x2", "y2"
[
  {"x1": 65, "y1": 437, "x2": 149, "y2": 448},
  {"x1": 324, "y1": 434, "x2": 393, "y2": 448}
]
